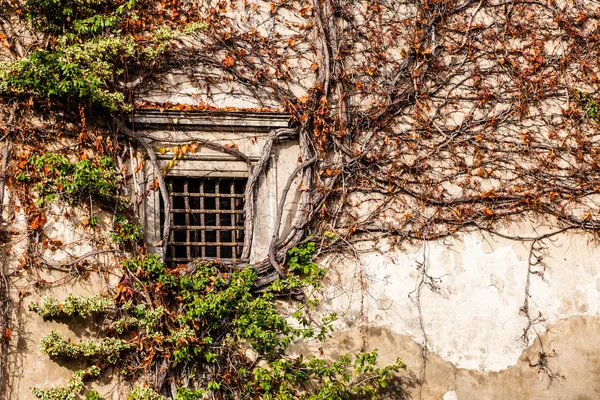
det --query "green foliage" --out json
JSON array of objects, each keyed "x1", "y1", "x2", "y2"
[
  {"x1": 175, "y1": 388, "x2": 205, "y2": 400},
  {"x1": 30, "y1": 366, "x2": 101, "y2": 400},
  {"x1": 111, "y1": 214, "x2": 143, "y2": 244},
  {"x1": 0, "y1": 38, "x2": 134, "y2": 111},
  {"x1": 247, "y1": 351, "x2": 406, "y2": 400},
  {"x1": 87, "y1": 216, "x2": 100, "y2": 226},
  {"x1": 26, "y1": 154, "x2": 122, "y2": 205},
  {"x1": 24, "y1": 0, "x2": 131, "y2": 34},
  {"x1": 123, "y1": 254, "x2": 164, "y2": 277},
  {"x1": 575, "y1": 91, "x2": 600, "y2": 123},
  {"x1": 128, "y1": 387, "x2": 167, "y2": 400},
  {"x1": 271, "y1": 242, "x2": 326, "y2": 291},
  {"x1": 33, "y1": 245, "x2": 405, "y2": 399},
  {"x1": 0, "y1": 0, "x2": 207, "y2": 110},
  {"x1": 85, "y1": 390, "x2": 102, "y2": 400},
  {"x1": 29, "y1": 294, "x2": 113, "y2": 319},
  {"x1": 156, "y1": 262, "x2": 303, "y2": 359},
  {"x1": 39, "y1": 330, "x2": 130, "y2": 363},
  {"x1": 323, "y1": 231, "x2": 339, "y2": 241}
]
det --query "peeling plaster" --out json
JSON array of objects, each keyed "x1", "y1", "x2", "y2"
[{"x1": 320, "y1": 227, "x2": 600, "y2": 373}]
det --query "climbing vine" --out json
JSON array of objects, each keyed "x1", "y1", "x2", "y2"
[
  {"x1": 2, "y1": 0, "x2": 600, "y2": 397},
  {"x1": 29, "y1": 250, "x2": 405, "y2": 398}
]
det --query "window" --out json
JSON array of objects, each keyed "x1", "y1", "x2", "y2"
[
  {"x1": 134, "y1": 109, "x2": 295, "y2": 263},
  {"x1": 160, "y1": 176, "x2": 247, "y2": 267}
]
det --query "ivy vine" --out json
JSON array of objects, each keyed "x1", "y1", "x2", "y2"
[{"x1": 30, "y1": 250, "x2": 406, "y2": 399}]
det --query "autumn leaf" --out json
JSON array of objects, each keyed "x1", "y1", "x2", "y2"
[
  {"x1": 29, "y1": 214, "x2": 46, "y2": 230},
  {"x1": 299, "y1": 6, "x2": 312, "y2": 16},
  {"x1": 223, "y1": 56, "x2": 235, "y2": 67}
]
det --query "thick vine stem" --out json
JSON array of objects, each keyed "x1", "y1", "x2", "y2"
[
  {"x1": 242, "y1": 128, "x2": 296, "y2": 260},
  {"x1": 113, "y1": 117, "x2": 171, "y2": 259},
  {"x1": 268, "y1": 154, "x2": 317, "y2": 278},
  {"x1": 0, "y1": 101, "x2": 16, "y2": 400}
]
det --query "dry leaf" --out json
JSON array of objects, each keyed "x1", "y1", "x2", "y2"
[{"x1": 223, "y1": 56, "x2": 235, "y2": 67}]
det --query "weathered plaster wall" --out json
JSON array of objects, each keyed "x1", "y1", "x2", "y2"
[
  {"x1": 300, "y1": 219, "x2": 600, "y2": 398},
  {"x1": 292, "y1": 316, "x2": 600, "y2": 400},
  {"x1": 2, "y1": 194, "x2": 124, "y2": 399},
  {"x1": 7, "y1": 140, "x2": 600, "y2": 399}
]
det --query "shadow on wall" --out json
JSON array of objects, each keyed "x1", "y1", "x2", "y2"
[{"x1": 291, "y1": 317, "x2": 600, "y2": 400}]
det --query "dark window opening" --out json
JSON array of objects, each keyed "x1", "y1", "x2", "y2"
[{"x1": 160, "y1": 177, "x2": 246, "y2": 267}]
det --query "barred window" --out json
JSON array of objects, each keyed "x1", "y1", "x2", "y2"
[{"x1": 160, "y1": 177, "x2": 247, "y2": 267}]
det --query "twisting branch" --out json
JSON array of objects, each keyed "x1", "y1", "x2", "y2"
[
  {"x1": 268, "y1": 154, "x2": 317, "y2": 278},
  {"x1": 242, "y1": 128, "x2": 296, "y2": 260},
  {"x1": 113, "y1": 117, "x2": 171, "y2": 259},
  {"x1": 0, "y1": 101, "x2": 15, "y2": 400}
]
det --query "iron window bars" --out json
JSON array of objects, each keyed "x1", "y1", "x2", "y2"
[{"x1": 160, "y1": 177, "x2": 247, "y2": 267}]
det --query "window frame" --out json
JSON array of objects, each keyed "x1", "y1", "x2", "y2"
[{"x1": 132, "y1": 109, "x2": 291, "y2": 263}]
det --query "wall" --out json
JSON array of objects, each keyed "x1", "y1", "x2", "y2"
[
  {"x1": 6, "y1": 121, "x2": 600, "y2": 399},
  {"x1": 290, "y1": 219, "x2": 600, "y2": 399}
]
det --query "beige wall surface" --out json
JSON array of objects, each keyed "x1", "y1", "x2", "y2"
[{"x1": 292, "y1": 221, "x2": 600, "y2": 399}]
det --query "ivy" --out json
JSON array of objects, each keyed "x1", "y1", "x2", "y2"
[
  {"x1": 29, "y1": 294, "x2": 113, "y2": 319},
  {"x1": 128, "y1": 387, "x2": 167, "y2": 400},
  {"x1": 24, "y1": 0, "x2": 131, "y2": 34},
  {"x1": 30, "y1": 366, "x2": 101, "y2": 400},
  {"x1": 575, "y1": 91, "x2": 600, "y2": 123},
  {"x1": 31, "y1": 245, "x2": 406, "y2": 398},
  {"x1": 0, "y1": 39, "x2": 134, "y2": 111},
  {"x1": 273, "y1": 242, "x2": 327, "y2": 290},
  {"x1": 111, "y1": 214, "x2": 143, "y2": 244},
  {"x1": 0, "y1": 0, "x2": 206, "y2": 110},
  {"x1": 247, "y1": 352, "x2": 406, "y2": 400},
  {"x1": 21, "y1": 153, "x2": 122, "y2": 205},
  {"x1": 39, "y1": 331, "x2": 130, "y2": 364},
  {"x1": 85, "y1": 390, "x2": 102, "y2": 400},
  {"x1": 123, "y1": 254, "x2": 165, "y2": 277}
]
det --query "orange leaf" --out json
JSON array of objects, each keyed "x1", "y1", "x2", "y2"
[
  {"x1": 223, "y1": 56, "x2": 235, "y2": 67},
  {"x1": 29, "y1": 214, "x2": 46, "y2": 230}
]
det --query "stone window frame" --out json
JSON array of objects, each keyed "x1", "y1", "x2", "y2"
[{"x1": 132, "y1": 109, "x2": 291, "y2": 263}]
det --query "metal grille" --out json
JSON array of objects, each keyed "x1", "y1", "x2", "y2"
[{"x1": 160, "y1": 177, "x2": 246, "y2": 267}]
